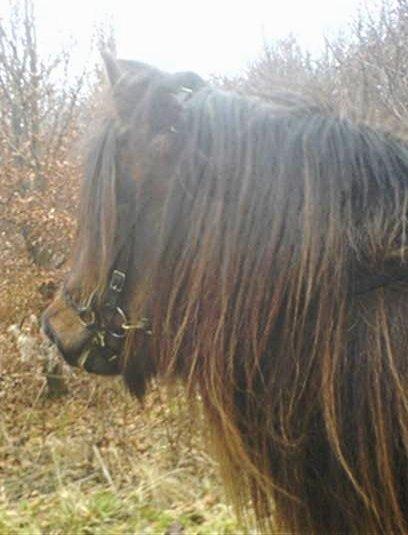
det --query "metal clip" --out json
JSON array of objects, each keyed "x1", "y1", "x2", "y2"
[{"x1": 96, "y1": 331, "x2": 106, "y2": 347}]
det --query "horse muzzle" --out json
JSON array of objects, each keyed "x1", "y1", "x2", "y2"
[
  {"x1": 42, "y1": 314, "x2": 121, "y2": 376},
  {"x1": 76, "y1": 331, "x2": 122, "y2": 375}
]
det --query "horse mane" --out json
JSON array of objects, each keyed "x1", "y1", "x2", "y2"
[{"x1": 80, "y1": 77, "x2": 408, "y2": 533}]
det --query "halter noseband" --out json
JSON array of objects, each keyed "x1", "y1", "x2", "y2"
[
  {"x1": 62, "y1": 274, "x2": 152, "y2": 374},
  {"x1": 62, "y1": 217, "x2": 152, "y2": 373}
]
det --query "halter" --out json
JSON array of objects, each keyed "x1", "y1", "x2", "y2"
[
  {"x1": 61, "y1": 84, "x2": 199, "y2": 373},
  {"x1": 62, "y1": 207, "x2": 152, "y2": 374},
  {"x1": 62, "y1": 246, "x2": 152, "y2": 373}
]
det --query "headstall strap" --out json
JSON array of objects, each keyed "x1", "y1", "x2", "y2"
[
  {"x1": 101, "y1": 213, "x2": 135, "y2": 318},
  {"x1": 98, "y1": 212, "x2": 150, "y2": 335}
]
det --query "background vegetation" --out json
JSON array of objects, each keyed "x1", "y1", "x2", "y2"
[{"x1": 1, "y1": 0, "x2": 408, "y2": 532}]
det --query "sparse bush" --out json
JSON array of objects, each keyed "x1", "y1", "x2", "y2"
[{"x1": 217, "y1": 0, "x2": 408, "y2": 136}]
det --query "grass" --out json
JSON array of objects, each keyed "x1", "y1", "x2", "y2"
[
  {"x1": 0, "y1": 330, "x2": 245, "y2": 534},
  {"x1": 0, "y1": 489, "x2": 238, "y2": 534}
]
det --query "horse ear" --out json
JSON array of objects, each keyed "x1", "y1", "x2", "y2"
[
  {"x1": 102, "y1": 52, "x2": 160, "y2": 90},
  {"x1": 101, "y1": 51, "x2": 121, "y2": 87}
]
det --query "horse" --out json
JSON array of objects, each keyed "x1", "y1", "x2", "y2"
[{"x1": 42, "y1": 53, "x2": 408, "y2": 534}]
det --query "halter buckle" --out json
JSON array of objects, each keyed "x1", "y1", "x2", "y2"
[
  {"x1": 110, "y1": 270, "x2": 126, "y2": 293},
  {"x1": 104, "y1": 270, "x2": 126, "y2": 310}
]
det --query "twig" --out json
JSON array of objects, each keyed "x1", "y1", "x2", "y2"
[{"x1": 92, "y1": 444, "x2": 117, "y2": 491}]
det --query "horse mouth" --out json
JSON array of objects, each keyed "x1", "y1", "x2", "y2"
[
  {"x1": 41, "y1": 315, "x2": 120, "y2": 375},
  {"x1": 76, "y1": 346, "x2": 121, "y2": 376}
]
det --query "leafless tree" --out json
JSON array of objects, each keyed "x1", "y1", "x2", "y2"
[
  {"x1": 217, "y1": 0, "x2": 408, "y2": 137},
  {"x1": 0, "y1": 0, "x2": 88, "y2": 190}
]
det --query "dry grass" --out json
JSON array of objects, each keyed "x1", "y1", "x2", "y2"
[{"x1": 0, "y1": 329, "x2": 244, "y2": 534}]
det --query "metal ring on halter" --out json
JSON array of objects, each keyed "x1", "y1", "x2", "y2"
[
  {"x1": 105, "y1": 306, "x2": 128, "y2": 339},
  {"x1": 78, "y1": 307, "x2": 97, "y2": 328},
  {"x1": 83, "y1": 289, "x2": 97, "y2": 309},
  {"x1": 110, "y1": 307, "x2": 152, "y2": 335},
  {"x1": 80, "y1": 295, "x2": 96, "y2": 327},
  {"x1": 108, "y1": 329, "x2": 126, "y2": 339},
  {"x1": 116, "y1": 306, "x2": 128, "y2": 325},
  {"x1": 63, "y1": 283, "x2": 97, "y2": 327}
]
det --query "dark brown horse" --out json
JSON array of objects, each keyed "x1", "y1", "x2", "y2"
[{"x1": 42, "y1": 53, "x2": 408, "y2": 534}]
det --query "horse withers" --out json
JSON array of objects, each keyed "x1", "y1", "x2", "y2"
[{"x1": 42, "y1": 53, "x2": 408, "y2": 534}]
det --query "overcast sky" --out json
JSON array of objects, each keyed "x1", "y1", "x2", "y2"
[{"x1": 1, "y1": 0, "x2": 365, "y2": 77}]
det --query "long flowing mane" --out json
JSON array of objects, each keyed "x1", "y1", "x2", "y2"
[{"x1": 75, "y1": 75, "x2": 408, "y2": 533}]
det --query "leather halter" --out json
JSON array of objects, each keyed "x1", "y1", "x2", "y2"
[
  {"x1": 62, "y1": 205, "x2": 152, "y2": 373},
  {"x1": 62, "y1": 173, "x2": 152, "y2": 375},
  {"x1": 62, "y1": 84, "x2": 198, "y2": 372}
]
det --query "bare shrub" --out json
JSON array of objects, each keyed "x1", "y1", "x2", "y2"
[{"x1": 216, "y1": 1, "x2": 408, "y2": 138}]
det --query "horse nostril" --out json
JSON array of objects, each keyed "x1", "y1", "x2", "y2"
[{"x1": 40, "y1": 314, "x2": 88, "y2": 368}]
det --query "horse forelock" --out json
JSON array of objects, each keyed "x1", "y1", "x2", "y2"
[{"x1": 71, "y1": 118, "x2": 120, "y2": 300}]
